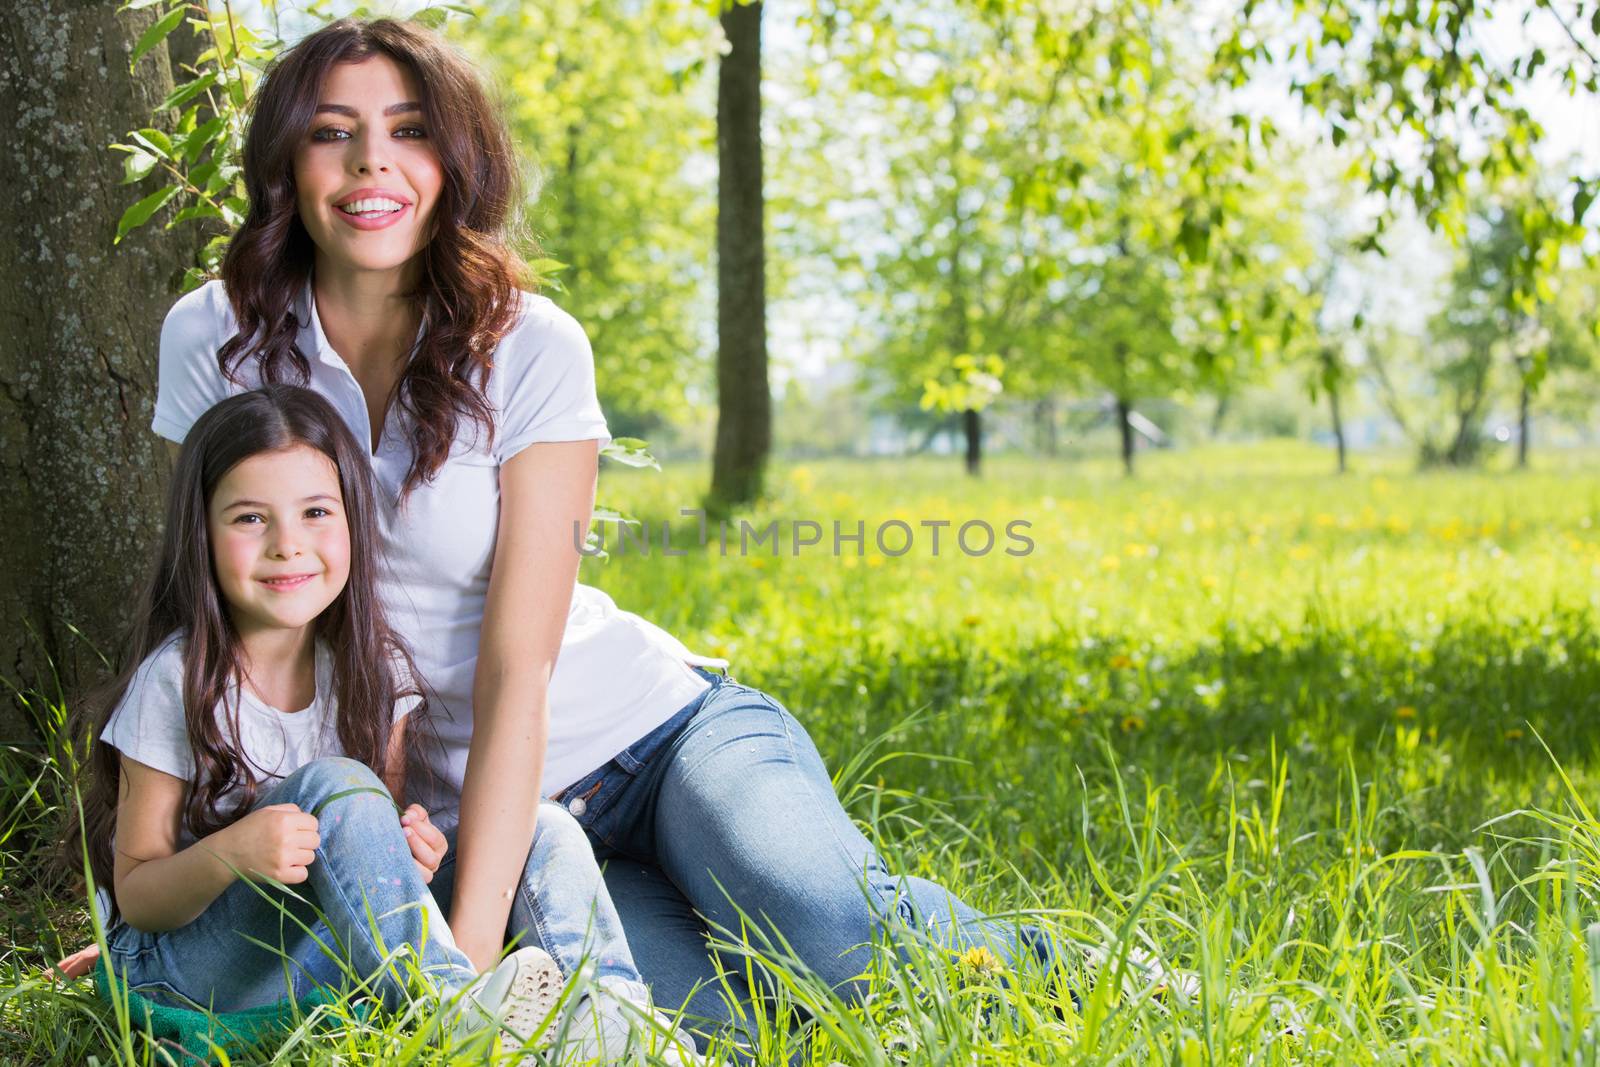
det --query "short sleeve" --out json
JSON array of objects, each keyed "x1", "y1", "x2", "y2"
[
  {"x1": 495, "y1": 296, "x2": 611, "y2": 463},
  {"x1": 100, "y1": 635, "x2": 196, "y2": 782},
  {"x1": 152, "y1": 281, "x2": 232, "y2": 444}
]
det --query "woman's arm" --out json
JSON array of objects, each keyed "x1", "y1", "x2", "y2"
[
  {"x1": 446, "y1": 439, "x2": 598, "y2": 971},
  {"x1": 113, "y1": 757, "x2": 320, "y2": 931}
]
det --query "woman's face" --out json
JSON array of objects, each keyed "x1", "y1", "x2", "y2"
[{"x1": 293, "y1": 54, "x2": 444, "y2": 278}]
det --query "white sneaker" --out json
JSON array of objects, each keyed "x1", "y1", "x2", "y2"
[
  {"x1": 449, "y1": 945, "x2": 565, "y2": 1053},
  {"x1": 553, "y1": 976, "x2": 704, "y2": 1065}
]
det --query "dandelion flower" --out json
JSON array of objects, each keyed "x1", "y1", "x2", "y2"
[
  {"x1": 958, "y1": 946, "x2": 1006, "y2": 979},
  {"x1": 1121, "y1": 714, "x2": 1145, "y2": 732},
  {"x1": 1504, "y1": 728, "x2": 1524, "y2": 740},
  {"x1": 1396, "y1": 705, "x2": 1416, "y2": 719},
  {"x1": 1109, "y1": 654, "x2": 1134, "y2": 669}
]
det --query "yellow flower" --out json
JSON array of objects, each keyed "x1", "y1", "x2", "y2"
[
  {"x1": 1100, "y1": 554, "x2": 1122, "y2": 572},
  {"x1": 1504, "y1": 728, "x2": 1524, "y2": 740},
  {"x1": 1200, "y1": 575, "x2": 1219, "y2": 589},
  {"x1": 959, "y1": 945, "x2": 1006, "y2": 978},
  {"x1": 1120, "y1": 714, "x2": 1145, "y2": 732},
  {"x1": 962, "y1": 614, "x2": 982, "y2": 627},
  {"x1": 1109, "y1": 654, "x2": 1134, "y2": 669},
  {"x1": 1396, "y1": 705, "x2": 1417, "y2": 720}
]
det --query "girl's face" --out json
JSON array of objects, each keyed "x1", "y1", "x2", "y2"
[
  {"x1": 207, "y1": 445, "x2": 352, "y2": 639},
  {"x1": 292, "y1": 54, "x2": 444, "y2": 278}
]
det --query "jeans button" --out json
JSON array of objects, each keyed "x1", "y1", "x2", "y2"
[{"x1": 567, "y1": 794, "x2": 587, "y2": 817}]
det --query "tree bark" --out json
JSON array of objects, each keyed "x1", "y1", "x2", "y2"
[
  {"x1": 0, "y1": 2, "x2": 196, "y2": 738},
  {"x1": 1116, "y1": 395, "x2": 1135, "y2": 477},
  {"x1": 963, "y1": 407, "x2": 981, "y2": 476},
  {"x1": 708, "y1": 0, "x2": 769, "y2": 513}
]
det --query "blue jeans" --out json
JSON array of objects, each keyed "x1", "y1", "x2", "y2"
[
  {"x1": 102, "y1": 757, "x2": 476, "y2": 1013},
  {"x1": 426, "y1": 803, "x2": 642, "y2": 987},
  {"x1": 553, "y1": 671, "x2": 1056, "y2": 1042}
]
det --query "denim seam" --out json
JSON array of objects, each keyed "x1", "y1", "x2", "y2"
[{"x1": 516, "y1": 863, "x2": 560, "y2": 974}]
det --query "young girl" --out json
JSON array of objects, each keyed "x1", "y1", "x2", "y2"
[{"x1": 78, "y1": 384, "x2": 677, "y2": 1055}]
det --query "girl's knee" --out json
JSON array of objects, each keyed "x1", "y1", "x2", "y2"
[{"x1": 282, "y1": 757, "x2": 389, "y2": 805}]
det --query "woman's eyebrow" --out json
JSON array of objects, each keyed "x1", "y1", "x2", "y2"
[{"x1": 314, "y1": 101, "x2": 422, "y2": 117}]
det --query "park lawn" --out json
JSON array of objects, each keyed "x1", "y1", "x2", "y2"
[{"x1": 3, "y1": 442, "x2": 1599, "y2": 1064}]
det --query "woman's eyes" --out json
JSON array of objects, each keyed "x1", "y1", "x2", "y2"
[
  {"x1": 311, "y1": 125, "x2": 428, "y2": 142},
  {"x1": 305, "y1": 507, "x2": 333, "y2": 519},
  {"x1": 232, "y1": 513, "x2": 264, "y2": 525}
]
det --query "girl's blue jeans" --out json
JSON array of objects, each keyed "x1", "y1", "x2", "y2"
[
  {"x1": 101, "y1": 756, "x2": 641, "y2": 1012},
  {"x1": 551, "y1": 670, "x2": 1058, "y2": 1043}
]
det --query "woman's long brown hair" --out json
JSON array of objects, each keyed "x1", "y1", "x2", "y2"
[
  {"x1": 74, "y1": 385, "x2": 428, "y2": 908},
  {"x1": 219, "y1": 17, "x2": 532, "y2": 498}
]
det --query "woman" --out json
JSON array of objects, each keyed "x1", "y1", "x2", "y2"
[{"x1": 149, "y1": 15, "x2": 1056, "y2": 1049}]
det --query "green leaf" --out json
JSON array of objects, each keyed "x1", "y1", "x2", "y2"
[
  {"x1": 132, "y1": 127, "x2": 172, "y2": 159},
  {"x1": 601, "y1": 437, "x2": 661, "y2": 470},
  {"x1": 167, "y1": 202, "x2": 224, "y2": 228},
  {"x1": 182, "y1": 116, "x2": 227, "y2": 164},
  {"x1": 159, "y1": 71, "x2": 218, "y2": 113},
  {"x1": 119, "y1": 148, "x2": 159, "y2": 185},
  {"x1": 220, "y1": 195, "x2": 249, "y2": 228},
  {"x1": 188, "y1": 161, "x2": 218, "y2": 190},
  {"x1": 129, "y1": 5, "x2": 186, "y2": 71},
  {"x1": 114, "y1": 184, "x2": 180, "y2": 244},
  {"x1": 118, "y1": 0, "x2": 169, "y2": 11}
]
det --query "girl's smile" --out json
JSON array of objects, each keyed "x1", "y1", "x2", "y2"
[{"x1": 207, "y1": 445, "x2": 351, "y2": 639}]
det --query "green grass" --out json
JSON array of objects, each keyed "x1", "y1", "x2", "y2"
[{"x1": 5, "y1": 442, "x2": 1600, "y2": 1063}]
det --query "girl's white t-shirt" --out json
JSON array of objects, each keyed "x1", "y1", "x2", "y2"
[
  {"x1": 100, "y1": 633, "x2": 377, "y2": 834},
  {"x1": 151, "y1": 279, "x2": 721, "y2": 827}
]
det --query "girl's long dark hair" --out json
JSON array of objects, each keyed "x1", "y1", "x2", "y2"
[
  {"x1": 219, "y1": 16, "x2": 531, "y2": 498},
  {"x1": 73, "y1": 385, "x2": 427, "y2": 905}
]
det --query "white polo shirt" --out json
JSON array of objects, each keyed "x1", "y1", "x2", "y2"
[{"x1": 152, "y1": 278, "x2": 717, "y2": 825}]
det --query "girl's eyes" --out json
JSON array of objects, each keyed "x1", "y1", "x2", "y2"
[
  {"x1": 229, "y1": 509, "x2": 335, "y2": 524},
  {"x1": 311, "y1": 125, "x2": 428, "y2": 142}
]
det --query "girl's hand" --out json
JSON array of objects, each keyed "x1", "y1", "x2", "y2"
[
  {"x1": 400, "y1": 804, "x2": 447, "y2": 883},
  {"x1": 218, "y1": 803, "x2": 321, "y2": 883}
]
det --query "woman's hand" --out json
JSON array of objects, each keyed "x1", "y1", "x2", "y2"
[{"x1": 399, "y1": 804, "x2": 448, "y2": 883}]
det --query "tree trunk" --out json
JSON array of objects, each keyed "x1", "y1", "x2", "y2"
[
  {"x1": 963, "y1": 407, "x2": 981, "y2": 476},
  {"x1": 1116, "y1": 395, "x2": 1135, "y2": 477},
  {"x1": 0, "y1": 2, "x2": 199, "y2": 738},
  {"x1": 1210, "y1": 391, "x2": 1230, "y2": 438},
  {"x1": 1517, "y1": 377, "x2": 1530, "y2": 469},
  {"x1": 1328, "y1": 380, "x2": 1347, "y2": 474},
  {"x1": 1036, "y1": 396, "x2": 1058, "y2": 456},
  {"x1": 708, "y1": 0, "x2": 769, "y2": 513}
]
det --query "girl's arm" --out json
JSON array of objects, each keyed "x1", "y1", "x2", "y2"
[
  {"x1": 446, "y1": 439, "x2": 598, "y2": 971},
  {"x1": 112, "y1": 757, "x2": 320, "y2": 931}
]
